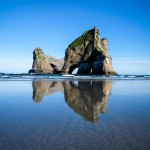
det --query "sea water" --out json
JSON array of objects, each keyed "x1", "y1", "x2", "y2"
[
  {"x1": 0, "y1": 75, "x2": 150, "y2": 150},
  {"x1": 0, "y1": 73, "x2": 150, "y2": 80}
]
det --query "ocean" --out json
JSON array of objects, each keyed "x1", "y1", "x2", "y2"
[{"x1": 0, "y1": 74, "x2": 150, "y2": 150}]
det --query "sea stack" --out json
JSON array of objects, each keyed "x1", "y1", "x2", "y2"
[
  {"x1": 29, "y1": 48, "x2": 64, "y2": 74},
  {"x1": 62, "y1": 27, "x2": 117, "y2": 75}
]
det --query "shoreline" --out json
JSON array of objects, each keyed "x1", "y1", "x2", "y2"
[{"x1": 0, "y1": 74, "x2": 150, "y2": 81}]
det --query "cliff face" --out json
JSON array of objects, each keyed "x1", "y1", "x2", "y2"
[
  {"x1": 62, "y1": 27, "x2": 117, "y2": 75},
  {"x1": 29, "y1": 48, "x2": 64, "y2": 74}
]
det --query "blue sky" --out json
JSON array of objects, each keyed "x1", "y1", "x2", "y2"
[{"x1": 0, "y1": 0, "x2": 150, "y2": 74}]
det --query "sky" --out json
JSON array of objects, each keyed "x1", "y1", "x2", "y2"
[{"x1": 0, "y1": 0, "x2": 150, "y2": 74}]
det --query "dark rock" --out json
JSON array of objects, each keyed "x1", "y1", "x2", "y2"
[{"x1": 62, "y1": 27, "x2": 117, "y2": 75}]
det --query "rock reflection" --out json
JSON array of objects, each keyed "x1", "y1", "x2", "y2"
[
  {"x1": 64, "y1": 80, "x2": 112, "y2": 124},
  {"x1": 32, "y1": 80, "x2": 112, "y2": 123},
  {"x1": 32, "y1": 80, "x2": 64, "y2": 103}
]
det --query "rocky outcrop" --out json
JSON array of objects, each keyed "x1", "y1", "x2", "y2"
[
  {"x1": 29, "y1": 48, "x2": 64, "y2": 74},
  {"x1": 62, "y1": 27, "x2": 117, "y2": 75},
  {"x1": 29, "y1": 27, "x2": 117, "y2": 75}
]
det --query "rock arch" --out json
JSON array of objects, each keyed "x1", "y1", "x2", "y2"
[{"x1": 62, "y1": 27, "x2": 117, "y2": 75}]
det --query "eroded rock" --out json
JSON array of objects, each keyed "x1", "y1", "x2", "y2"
[
  {"x1": 29, "y1": 48, "x2": 64, "y2": 74},
  {"x1": 62, "y1": 27, "x2": 117, "y2": 75}
]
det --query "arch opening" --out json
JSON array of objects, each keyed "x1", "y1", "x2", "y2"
[{"x1": 68, "y1": 66, "x2": 79, "y2": 74}]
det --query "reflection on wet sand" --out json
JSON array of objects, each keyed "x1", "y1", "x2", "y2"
[
  {"x1": 64, "y1": 81, "x2": 112, "y2": 123},
  {"x1": 32, "y1": 80, "x2": 112, "y2": 123},
  {"x1": 32, "y1": 80, "x2": 64, "y2": 103}
]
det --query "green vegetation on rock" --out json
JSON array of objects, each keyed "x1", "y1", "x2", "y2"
[
  {"x1": 69, "y1": 30, "x2": 94, "y2": 49},
  {"x1": 69, "y1": 36, "x2": 84, "y2": 49},
  {"x1": 83, "y1": 44, "x2": 93, "y2": 61}
]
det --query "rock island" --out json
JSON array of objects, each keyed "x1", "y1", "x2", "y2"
[{"x1": 29, "y1": 27, "x2": 117, "y2": 75}]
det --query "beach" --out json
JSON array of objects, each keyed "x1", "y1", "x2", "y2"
[{"x1": 0, "y1": 78, "x2": 150, "y2": 150}]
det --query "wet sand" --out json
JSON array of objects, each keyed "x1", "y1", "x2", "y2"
[{"x1": 0, "y1": 79, "x2": 150, "y2": 150}]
